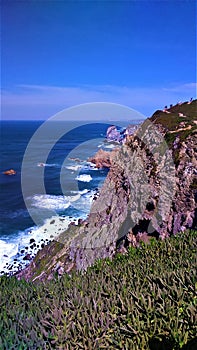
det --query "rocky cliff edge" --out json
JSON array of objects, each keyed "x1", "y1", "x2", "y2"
[{"x1": 17, "y1": 100, "x2": 197, "y2": 281}]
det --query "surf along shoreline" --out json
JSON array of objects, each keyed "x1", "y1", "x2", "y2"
[{"x1": 1, "y1": 123, "x2": 128, "y2": 277}]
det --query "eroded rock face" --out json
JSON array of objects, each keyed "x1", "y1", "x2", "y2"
[
  {"x1": 106, "y1": 124, "x2": 138, "y2": 143},
  {"x1": 170, "y1": 135, "x2": 197, "y2": 234},
  {"x1": 17, "y1": 101, "x2": 197, "y2": 280},
  {"x1": 68, "y1": 119, "x2": 179, "y2": 270},
  {"x1": 88, "y1": 149, "x2": 112, "y2": 168},
  {"x1": 106, "y1": 125, "x2": 122, "y2": 142}
]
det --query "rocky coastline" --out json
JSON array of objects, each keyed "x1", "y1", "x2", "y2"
[{"x1": 17, "y1": 100, "x2": 197, "y2": 282}]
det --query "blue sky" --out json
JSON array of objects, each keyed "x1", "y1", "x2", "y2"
[{"x1": 1, "y1": 0, "x2": 196, "y2": 120}]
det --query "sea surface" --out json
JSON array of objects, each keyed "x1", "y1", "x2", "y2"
[{"x1": 0, "y1": 120, "x2": 140, "y2": 274}]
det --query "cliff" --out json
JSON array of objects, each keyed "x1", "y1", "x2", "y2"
[{"x1": 17, "y1": 100, "x2": 197, "y2": 281}]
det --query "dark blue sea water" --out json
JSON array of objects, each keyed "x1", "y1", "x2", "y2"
[
  {"x1": 1, "y1": 121, "x2": 108, "y2": 234},
  {"x1": 0, "y1": 119, "x2": 140, "y2": 274}
]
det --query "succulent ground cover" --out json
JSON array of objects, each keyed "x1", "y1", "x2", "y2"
[{"x1": 0, "y1": 229, "x2": 196, "y2": 349}]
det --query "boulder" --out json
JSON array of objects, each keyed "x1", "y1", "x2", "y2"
[
  {"x1": 3, "y1": 169, "x2": 16, "y2": 175},
  {"x1": 23, "y1": 254, "x2": 31, "y2": 261}
]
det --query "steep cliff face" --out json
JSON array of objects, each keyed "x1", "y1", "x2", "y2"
[{"x1": 17, "y1": 100, "x2": 197, "y2": 281}]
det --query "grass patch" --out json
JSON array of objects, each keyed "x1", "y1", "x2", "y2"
[{"x1": 150, "y1": 100, "x2": 197, "y2": 130}]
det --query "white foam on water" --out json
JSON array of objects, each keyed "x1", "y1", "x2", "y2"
[
  {"x1": 70, "y1": 189, "x2": 89, "y2": 195},
  {"x1": 19, "y1": 215, "x2": 73, "y2": 244},
  {"x1": 104, "y1": 143, "x2": 116, "y2": 149},
  {"x1": 37, "y1": 163, "x2": 59, "y2": 167},
  {"x1": 75, "y1": 174, "x2": 92, "y2": 182},
  {"x1": 0, "y1": 215, "x2": 77, "y2": 275},
  {"x1": 0, "y1": 188, "x2": 99, "y2": 275},
  {"x1": 32, "y1": 194, "x2": 71, "y2": 210},
  {"x1": 66, "y1": 194, "x2": 81, "y2": 202},
  {"x1": 79, "y1": 189, "x2": 89, "y2": 194},
  {"x1": 89, "y1": 167, "x2": 98, "y2": 171},
  {"x1": 85, "y1": 162, "x2": 98, "y2": 170},
  {"x1": 71, "y1": 190, "x2": 95, "y2": 212},
  {"x1": 66, "y1": 165, "x2": 82, "y2": 171},
  {"x1": 0, "y1": 240, "x2": 18, "y2": 272}
]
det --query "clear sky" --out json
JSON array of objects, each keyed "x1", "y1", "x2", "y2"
[{"x1": 1, "y1": 0, "x2": 196, "y2": 120}]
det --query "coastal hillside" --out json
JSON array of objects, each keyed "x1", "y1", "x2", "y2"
[
  {"x1": 1, "y1": 100, "x2": 197, "y2": 349},
  {"x1": 17, "y1": 100, "x2": 197, "y2": 281}
]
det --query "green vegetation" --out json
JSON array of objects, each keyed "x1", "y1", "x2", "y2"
[
  {"x1": 149, "y1": 100, "x2": 197, "y2": 147},
  {"x1": 150, "y1": 101, "x2": 197, "y2": 129},
  {"x1": 0, "y1": 230, "x2": 196, "y2": 349}
]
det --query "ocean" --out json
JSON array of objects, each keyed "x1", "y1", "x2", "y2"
[{"x1": 0, "y1": 120, "x2": 140, "y2": 275}]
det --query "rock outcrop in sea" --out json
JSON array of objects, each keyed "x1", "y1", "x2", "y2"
[
  {"x1": 106, "y1": 125, "x2": 122, "y2": 142},
  {"x1": 17, "y1": 100, "x2": 197, "y2": 281},
  {"x1": 106, "y1": 124, "x2": 138, "y2": 143},
  {"x1": 88, "y1": 149, "x2": 117, "y2": 168},
  {"x1": 3, "y1": 169, "x2": 16, "y2": 175}
]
